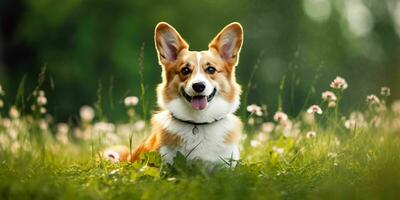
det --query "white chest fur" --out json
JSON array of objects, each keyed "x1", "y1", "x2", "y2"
[{"x1": 154, "y1": 111, "x2": 240, "y2": 166}]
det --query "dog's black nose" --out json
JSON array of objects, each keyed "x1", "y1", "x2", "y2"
[{"x1": 192, "y1": 82, "x2": 206, "y2": 93}]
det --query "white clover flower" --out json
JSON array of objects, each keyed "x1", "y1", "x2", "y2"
[
  {"x1": 37, "y1": 95, "x2": 47, "y2": 106},
  {"x1": 39, "y1": 90, "x2": 45, "y2": 97},
  {"x1": 103, "y1": 149, "x2": 120, "y2": 163},
  {"x1": 38, "y1": 120, "x2": 49, "y2": 131},
  {"x1": 307, "y1": 105, "x2": 323, "y2": 115},
  {"x1": 39, "y1": 107, "x2": 47, "y2": 114},
  {"x1": 344, "y1": 112, "x2": 367, "y2": 130},
  {"x1": 57, "y1": 123, "x2": 69, "y2": 135},
  {"x1": 124, "y1": 96, "x2": 139, "y2": 107},
  {"x1": 380, "y1": 86, "x2": 390, "y2": 97},
  {"x1": 273, "y1": 111, "x2": 288, "y2": 123},
  {"x1": 257, "y1": 132, "x2": 268, "y2": 142},
  {"x1": 134, "y1": 120, "x2": 146, "y2": 131},
  {"x1": 272, "y1": 146, "x2": 284, "y2": 154},
  {"x1": 94, "y1": 122, "x2": 115, "y2": 133},
  {"x1": 80, "y1": 106, "x2": 95, "y2": 123},
  {"x1": 0, "y1": 99, "x2": 3, "y2": 109},
  {"x1": 366, "y1": 94, "x2": 380, "y2": 106},
  {"x1": 246, "y1": 104, "x2": 263, "y2": 116},
  {"x1": 391, "y1": 100, "x2": 400, "y2": 115},
  {"x1": 344, "y1": 119, "x2": 356, "y2": 130},
  {"x1": 322, "y1": 91, "x2": 337, "y2": 102},
  {"x1": 261, "y1": 122, "x2": 274, "y2": 133},
  {"x1": 330, "y1": 76, "x2": 348, "y2": 90},
  {"x1": 56, "y1": 131, "x2": 69, "y2": 144},
  {"x1": 104, "y1": 132, "x2": 120, "y2": 145},
  {"x1": 306, "y1": 131, "x2": 317, "y2": 138},
  {"x1": 250, "y1": 140, "x2": 260, "y2": 147},
  {"x1": 9, "y1": 106, "x2": 19, "y2": 119},
  {"x1": 2, "y1": 118, "x2": 11, "y2": 128}
]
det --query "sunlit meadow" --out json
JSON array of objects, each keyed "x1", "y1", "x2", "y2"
[{"x1": 1, "y1": 72, "x2": 400, "y2": 200}]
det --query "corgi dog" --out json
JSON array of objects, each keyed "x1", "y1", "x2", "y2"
[{"x1": 104, "y1": 22, "x2": 244, "y2": 166}]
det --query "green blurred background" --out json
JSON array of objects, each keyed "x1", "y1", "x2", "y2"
[{"x1": 0, "y1": 0, "x2": 399, "y2": 121}]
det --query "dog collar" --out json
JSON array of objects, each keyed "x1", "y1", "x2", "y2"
[{"x1": 170, "y1": 113, "x2": 224, "y2": 135}]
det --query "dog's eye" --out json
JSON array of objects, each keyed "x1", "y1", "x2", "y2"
[
  {"x1": 205, "y1": 66, "x2": 216, "y2": 74},
  {"x1": 181, "y1": 67, "x2": 191, "y2": 76}
]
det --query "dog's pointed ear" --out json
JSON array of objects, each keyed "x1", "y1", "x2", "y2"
[
  {"x1": 209, "y1": 22, "x2": 243, "y2": 66},
  {"x1": 154, "y1": 22, "x2": 189, "y2": 66}
]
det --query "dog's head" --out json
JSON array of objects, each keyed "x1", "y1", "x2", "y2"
[{"x1": 154, "y1": 22, "x2": 243, "y2": 122}]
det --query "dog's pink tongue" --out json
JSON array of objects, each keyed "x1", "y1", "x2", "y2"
[{"x1": 191, "y1": 96, "x2": 207, "y2": 110}]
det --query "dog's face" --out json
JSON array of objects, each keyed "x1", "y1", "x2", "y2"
[{"x1": 154, "y1": 22, "x2": 243, "y2": 122}]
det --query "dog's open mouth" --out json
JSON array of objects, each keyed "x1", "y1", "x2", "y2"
[{"x1": 181, "y1": 88, "x2": 217, "y2": 110}]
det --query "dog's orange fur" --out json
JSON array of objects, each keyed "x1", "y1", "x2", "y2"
[{"x1": 105, "y1": 22, "x2": 243, "y2": 163}]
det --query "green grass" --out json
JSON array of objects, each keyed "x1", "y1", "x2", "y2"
[
  {"x1": 1, "y1": 112, "x2": 400, "y2": 200},
  {"x1": 1, "y1": 80, "x2": 400, "y2": 199}
]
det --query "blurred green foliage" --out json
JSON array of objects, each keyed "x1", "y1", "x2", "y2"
[{"x1": 0, "y1": 0, "x2": 399, "y2": 121}]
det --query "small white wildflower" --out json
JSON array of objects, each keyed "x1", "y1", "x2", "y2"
[
  {"x1": 273, "y1": 111, "x2": 288, "y2": 123},
  {"x1": 307, "y1": 105, "x2": 323, "y2": 115},
  {"x1": 272, "y1": 146, "x2": 284, "y2": 154},
  {"x1": 124, "y1": 96, "x2": 139, "y2": 107},
  {"x1": 0, "y1": 99, "x2": 3, "y2": 109},
  {"x1": 366, "y1": 95, "x2": 380, "y2": 106},
  {"x1": 344, "y1": 112, "x2": 367, "y2": 130},
  {"x1": 104, "y1": 132, "x2": 120, "y2": 145},
  {"x1": 80, "y1": 106, "x2": 95, "y2": 123},
  {"x1": 56, "y1": 130, "x2": 69, "y2": 144},
  {"x1": 250, "y1": 140, "x2": 260, "y2": 147},
  {"x1": 261, "y1": 122, "x2": 274, "y2": 133},
  {"x1": 246, "y1": 104, "x2": 263, "y2": 116},
  {"x1": 257, "y1": 132, "x2": 268, "y2": 142},
  {"x1": 57, "y1": 123, "x2": 69, "y2": 135},
  {"x1": 9, "y1": 128, "x2": 18, "y2": 139},
  {"x1": 2, "y1": 118, "x2": 11, "y2": 128},
  {"x1": 306, "y1": 131, "x2": 317, "y2": 138},
  {"x1": 380, "y1": 86, "x2": 390, "y2": 97},
  {"x1": 37, "y1": 95, "x2": 47, "y2": 106},
  {"x1": 94, "y1": 122, "x2": 115, "y2": 133},
  {"x1": 109, "y1": 169, "x2": 120, "y2": 176},
  {"x1": 9, "y1": 106, "x2": 19, "y2": 119},
  {"x1": 39, "y1": 107, "x2": 47, "y2": 114},
  {"x1": 134, "y1": 120, "x2": 146, "y2": 131},
  {"x1": 344, "y1": 119, "x2": 356, "y2": 130},
  {"x1": 391, "y1": 100, "x2": 400, "y2": 115},
  {"x1": 39, "y1": 90, "x2": 45, "y2": 97},
  {"x1": 330, "y1": 76, "x2": 348, "y2": 90},
  {"x1": 38, "y1": 120, "x2": 49, "y2": 131},
  {"x1": 103, "y1": 149, "x2": 120, "y2": 163},
  {"x1": 322, "y1": 91, "x2": 337, "y2": 102},
  {"x1": 167, "y1": 177, "x2": 177, "y2": 182}
]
